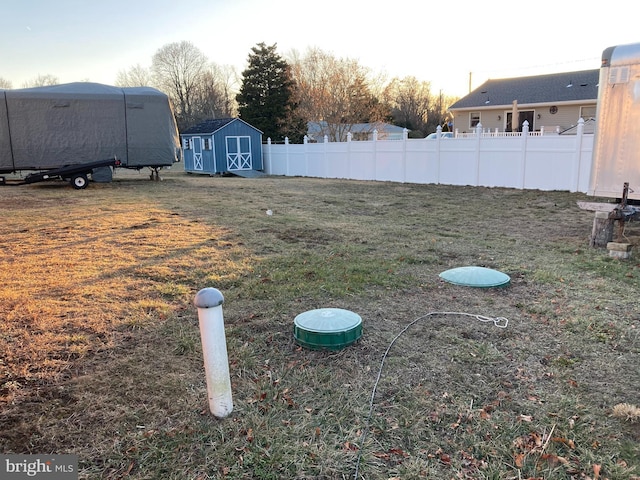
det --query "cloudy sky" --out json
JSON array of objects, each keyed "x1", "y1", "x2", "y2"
[{"x1": 2, "y1": 0, "x2": 639, "y2": 96}]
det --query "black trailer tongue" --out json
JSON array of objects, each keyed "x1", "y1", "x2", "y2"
[{"x1": 0, "y1": 158, "x2": 121, "y2": 189}]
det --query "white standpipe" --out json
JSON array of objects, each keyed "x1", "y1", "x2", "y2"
[{"x1": 193, "y1": 288, "x2": 233, "y2": 418}]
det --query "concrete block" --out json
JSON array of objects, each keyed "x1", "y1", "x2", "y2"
[{"x1": 607, "y1": 242, "x2": 633, "y2": 259}]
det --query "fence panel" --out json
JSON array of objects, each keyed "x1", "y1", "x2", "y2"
[{"x1": 263, "y1": 128, "x2": 594, "y2": 192}]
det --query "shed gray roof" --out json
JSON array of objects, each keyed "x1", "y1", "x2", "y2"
[
  {"x1": 181, "y1": 118, "x2": 235, "y2": 135},
  {"x1": 449, "y1": 69, "x2": 599, "y2": 109},
  {"x1": 181, "y1": 117, "x2": 264, "y2": 135}
]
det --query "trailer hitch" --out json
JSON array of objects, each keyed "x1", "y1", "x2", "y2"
[{"x1": 608, "y1": 182, "x2": 640, "y2": 240}]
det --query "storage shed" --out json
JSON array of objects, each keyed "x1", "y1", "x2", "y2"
[{"x1": 181, "y1": 118, "x2": 263, "y2": 174}]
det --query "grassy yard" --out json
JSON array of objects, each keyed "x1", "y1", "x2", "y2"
[{"x1": 1, "y1": 169, "x2": 639, "y2": 479}]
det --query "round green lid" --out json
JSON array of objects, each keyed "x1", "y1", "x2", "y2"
[
  {"x1": 294, "y1": 308, "x2": 362, "y2": 350},
  {"x1": 439, "y1": 266, "x2": 510, "y2": 288}
]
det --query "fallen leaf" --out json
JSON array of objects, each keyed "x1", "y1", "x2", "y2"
[
  {"x1": 389, "y1": 448, "x2": 409, "y2": 458},
  {"x1": 518, "y1": 414, "x2": 533, "y2": 422},
  {"x1": 515, "y1": 453, "x2": 525, "y2": 467},
  {"x1": 373, "y1": 451, "x2": 390, "y2": 460},
  {"x1": 593, "y1": 463, "x2": 601, "y2": 479},
  {"x1": 541, "y1": 453, "x2": 568, "y2": 465},
  {"x1": 552, "y1": 437, "x2": 575, "y2": 449}
]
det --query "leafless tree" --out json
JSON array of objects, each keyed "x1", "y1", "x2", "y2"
[
  {"x1": 192, "y1": 64, "x2": 239, "y2": 120},
  {"x1": 115, "y1": 64, "x2": 153, "y2": 87},
  {"x1": 383, "y1": 76, "x2": 433, "y2": 137},
  {"x1": 289, "y1": 47, "x2": 389, "y2": 141},
  {"x1": 151, "y1": 41, "x2": 209, "y2": 130},
  {"x1": 0, "y1": 77, "x2": 12, "y2": 89},
  {"x1": 22, "y1": 74, "x2": 59, "y2": 88}
]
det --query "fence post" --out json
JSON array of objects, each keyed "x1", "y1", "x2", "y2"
[
  {"x1": 284, "y1": 136, "x2": 290, "y2": 176},
  {"x1": 572, "y1": 118, "x2": 585, "y2": 192},
  {"x1": 520, "y1": 120, "x2": 529, "y2": 188},
  {"x1": 323, "y1": 135, "x2": 328, "y2": 178},
  {"x1": 265, "y1": 138, "x2": 271, "y2": 174},
  {"x1": 402, "y1": 128, "x2": 408, "y2": 182},
  {"x1": 372, "y1": 130, "x2": 378, "y2": 180},
  {"x1": 347, "y1": 132, "x2": 352, "y2": 179},
  {"x1": 194, "y1": 288, "x2": 233, "y2": 418},
  {"x1": 431, "y1": 128, "x2": 441, "y2": 185},
  {"x1": 304, "y1": 135, "x2": 309, "y2": 177},
  {"x1": 474, "y1": 122, "x2": 482, "y2": 186}
]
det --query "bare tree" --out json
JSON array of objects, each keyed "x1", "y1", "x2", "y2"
[
  {"x1": 192, "y1": 64, "x2": 239, "y2": 120},
  {"x1": 216, "y1": 64, "x2": 241, "y2": 118},
  {"x1": 115, "y1": 64, "x2": 153, "y2": 87},
  {"x1": 289, "y1": 47, "x2": 389, "y2": 141},
  {"x1": 383, "y1": 76, "x2": 433, "y2": 137},
  {"x1": 0, "y1": 77, "x2": 12, "y2": 89},
  {"x1": 22, "y1": 74, "x2": 59, "y2": 88},
  {"x1": 151, "y1": 41, "x2": 209, "y2": 130}
]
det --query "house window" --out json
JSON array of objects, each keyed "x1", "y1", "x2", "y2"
[
  {"x1": 580, "y1": 106, "x2": 596, "y2": 121},
  {"x1": 182, "y1": 138, "x2": 191, "y2": 150},
  {"x1": 203, "y1": 138, "x2": 212, "y2": 150},
  {"x1": 469, "y1": 112, "x2": 480, "y2": 128}
]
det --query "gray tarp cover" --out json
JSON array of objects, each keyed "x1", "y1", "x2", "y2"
[{"x1": 0, "y1": 83, "x2": 180, "y2": 172}]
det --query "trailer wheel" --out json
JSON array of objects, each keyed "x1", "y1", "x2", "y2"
[{"x1": 71, "y1": 173, "x2": 89, "y2": 189}]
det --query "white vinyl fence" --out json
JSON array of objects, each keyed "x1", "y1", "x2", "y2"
[{"x1": 262, "y1": 120, "x2": 594, "y2": 192}]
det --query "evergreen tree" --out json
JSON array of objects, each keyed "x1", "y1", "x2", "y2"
[{"x1": 237, "y1": 43, "x2": 305, "y2": 142}]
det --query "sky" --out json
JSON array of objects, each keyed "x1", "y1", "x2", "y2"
[{"x1": 2, "y1": 0, "x2": 640, "y2": 98}]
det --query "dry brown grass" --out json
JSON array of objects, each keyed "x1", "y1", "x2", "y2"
[{"x1": 1, "y1": 169, "x2": 639, "y2": 479}]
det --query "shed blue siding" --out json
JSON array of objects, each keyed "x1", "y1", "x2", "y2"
[{"x1": 181, "y1": 118, "x2": 262, "y2": 174}]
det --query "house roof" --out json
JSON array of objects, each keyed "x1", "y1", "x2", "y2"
[
  {"x1": 181, "y1": 117, "x2": 263, "y2": 135},
  {"x1": 449, "y1": 69, "x2": 599, "y2": 110}
]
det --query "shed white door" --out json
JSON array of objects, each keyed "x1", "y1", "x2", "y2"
[
  {"x1": 192, "y1": 136, "x2": 203, "y2": 170},
  {"x1": 226, "y1": 136, "x2": 252, "y2": 170}
]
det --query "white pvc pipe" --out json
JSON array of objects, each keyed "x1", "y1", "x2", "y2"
[{"x1": 194, "y1": 288, "x2": 233, "y2": 418}]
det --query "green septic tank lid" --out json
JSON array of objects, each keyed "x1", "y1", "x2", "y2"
[
  {"x1": 294, "y1": 308, "x2": 362, "y2": 350},
  {"x1": 439, "y1": 266, "x2": 510, "y2": 288}
]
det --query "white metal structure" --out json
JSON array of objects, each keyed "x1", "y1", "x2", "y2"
[{"x1": 589, "y1": 42, "x2": 640, "y2": 200}]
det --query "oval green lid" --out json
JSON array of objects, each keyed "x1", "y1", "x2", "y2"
[
  {"x1": 439, "y1": 266, "x2": 510, "y2": 288},
  {"x1": 294, "y1": 308, "x2": 362, "y2": 350}
]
